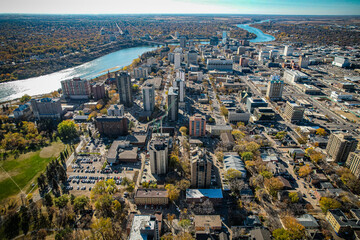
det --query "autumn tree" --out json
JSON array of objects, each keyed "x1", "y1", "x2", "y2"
[
  {"x1": 289, "y1": 192, "x2": 299, "y2": 203},
  {"x1": 298, "y1": 164, "x2": 312, "y2": 177},
  {"x1": 319, "y1": 197, "x2": 341, "y2": 213},
  {"x1": 179, "y1": 126, "x2": 188, "y2": 136},
  {"x1": 264, "y1": 177, "x2": 284, "y2": 197},
  {"x1": 57, "y1": 120, "x2": 78, "y2": 142},
  {"x1": 225, "y1": 169, "x2": 242, "y2": 181},
  {"x1": 316, "y1": 128, "x2": 327, "y2": 136},
  {"x1": 165, "y1": 184, "x2": 180, "y2": 202}
]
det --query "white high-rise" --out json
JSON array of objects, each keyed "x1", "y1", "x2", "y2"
[
  {"x1": 176, "y1": 69, "x2": 185, "y2": 81},
  {"x1": 149, "y1": 135, "x2": 169, "y2": 175},
  {"x1": 174, "y1": 48, "x2": 182, "y2": 70},
  {"x1": 142, "y1": 83, "x2": 155, "y2": 112},
  {"x1": 266, "y1": 75, "x2": 284, "y2": 101},
  {"x1": 283, "y1": 45, "x2": 294, "y2": 56},
  {"x1": 173, "y1": 78, "x2": 185, "y2": 102}
]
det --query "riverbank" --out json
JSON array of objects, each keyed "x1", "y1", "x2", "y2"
[
  {"x1": 237, "y1": 20, "x2": 276, "y2": 43},
  {"x1": 0, "y1": 40, "x2": 158, "y2": 84}
]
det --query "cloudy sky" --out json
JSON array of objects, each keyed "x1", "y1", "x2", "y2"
[{"x1": 1, "y1": 0, "x2": 360, "y2": 15}]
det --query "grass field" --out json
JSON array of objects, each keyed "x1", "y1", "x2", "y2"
[{"x1": 0, "y1": 142, "x2": 64, "y2": 202}]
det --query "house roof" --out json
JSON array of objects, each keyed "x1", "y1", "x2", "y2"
[
  {"x1": 296, "y1": 214, "x2": 319, "y2": 228},
  {"x1": 186, "y1": 189, "x2": 223, "y2": 199}
]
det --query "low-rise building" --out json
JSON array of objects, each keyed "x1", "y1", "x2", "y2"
[
  {"x1": 95, "y1": 116, "x2": 128, "y2": 138},
  {"x1": 326, "y1": 209, "x2": 360, "y2": 235},
  {"x1": 186, "y1": 189, "x2": 223, "y2": 205},
  {"x1": 223, "y1": 153, "x2": 246, "y2": 179},
  {"x1": 128, "y1": 214, "x2": 162, "y2": 240},
  {"x1": 246, "y1": 97, "x2": 268, "y2": 113},
  {"x1": 107, "y1": 104, "x2": 124, "y2": 117},
  {"x1": 253, "y1": 107, "x2": 276, "y2": 122},
  {"x1": 194, "y1": 215, "x2": 222, "y2": 232},
  {"x1": 107, "y1": 140, "x2": 138, "y2": 164},
  {"x1": 134, "y1": 189, "x2": 169, "y2": 205},
  {"x1": 209, "y1": 125, "x2": 232, "y2": 136},
  {"x1": 228, "y1": 109, "x2": 251, "y2": 124}
]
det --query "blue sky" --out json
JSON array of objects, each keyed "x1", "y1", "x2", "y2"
[{"x1": 2, "y1": 0, "x2": 360, "y2": 15}]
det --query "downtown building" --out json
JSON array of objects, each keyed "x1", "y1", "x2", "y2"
[
  {"x1": 142, "y1": 83, "x2": 155, "y2": 112},
  {"x1": 346, "y1": 152, "x2": 360, "y2": 179},
  {"x1": 283, "y1": 101, "x2": 305, "y2": 123},
  {"x1": 173, "y1": 78, "x2": 185, "y2": 102},
  {"x1": 133, "y1": 67, "x2": 149, "y2": 80},
  {"x1": 190, "y1": 148, "x2": 212, "y2": 188},
  {"x1": 116, "y1": 71, "x2": 133, "y2": 107},
  {"x1": 61, "y1": 77, "x2": 91, "y2": 100},
  {"x1": 149, "y1": 135, "x2": 169, "y2": 175},
  {"x1": 30, "y1": 98, "x2": 62, "y2": 120},
  {"x1": 326, "y1": 133, "x2": 358, "y2": 163},
  {"x1": 266, "y1": 76, "x2": 284, "y2": 101},
  {"x1": 167, "y1": 87, "x2": 179, "y2": 122},
  {"x1": 189, "y1": 114, "x2": 206, "y2": 137}
]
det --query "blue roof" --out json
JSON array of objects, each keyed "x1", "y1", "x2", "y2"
[
  {"x1": 186, "y1": 189, "x2": 223, "y2": 199},
  {"x1": 14, "y1": 104, "x2": 29, "y2": 112}
]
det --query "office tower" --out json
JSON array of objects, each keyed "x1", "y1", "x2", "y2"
[
  {"x1": 206, "y1": 59, "x2": 233, "y2": 72},
  {"x1": 168, "y1": 52, "x2": 174, "y2": 63},
  {"x1": 167, "y1": 87, "x2": 179, "y2": 122},
  {"x1": 283, "y1": 101, "x2": 305, "y2": 123},
  {"x1": 239, "y1": 57, "x2": 249, "y2": 67},
  {"x1": 299, "y1": 56, "x2": 309, "y2": 68},
  {"x1": 186, "y1": 49, "x2": 198, "y2": 66},
  {"x1": 266, "y1": 75, "x2": 284, "y2": 101},
  {"x1": 283, "y1": 45, "x2": 294, "y2": 56},
  {"x1": 209, "y1": 36, "x2": 219, "y2": 46},
  {"x1": 61, "y1": 77, "x2": 91, "y2": 99},
  {"x1": 191, "y1": 148, "x2": 212, "y2": 188},
  {"x1": 179, "y1": 36, "x2": 186, "y2": 48},
  {"x1": 175, "y1": 31, "x2": 180, "y2": 39},
  {"x1": 176, "y1": 69, "x2": 185, "y2": 81},
  {"x1": 237, "y1": 46, "x2": 246, "y2": 55},
  {"x1": 258, "y1": 50, "x2": 269, "y2": 61},
  {"x1": 222, "y1": 31, "x2": 227, "y2": 43},
  {"x1": 116, "y1": 71, "x2": 133, "y2": 107},
  {"x1": 189, "y1": 114, "x2": 206, "y2": 137},
  {"x1": 149, "y1": 135, "x2": 169, "y2": 175},
  {"x1": 30, "y1": 98, "x2": 62, "y2": 120},
  {"x1": 143, "y1": 83, "x2": 155, "y2": 112},
  {"x1": 326, "y1": 133, "x2": 358, "y2": 163},
  {"x1": 346, "y1": 152, "x2": 360, "y2": 179},
  {"x1": 173, "y1": 78, "x2": 185, "y2": 102}
]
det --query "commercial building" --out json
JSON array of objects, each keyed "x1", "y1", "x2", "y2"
[
  {"x1": 228, "y1": 109, "x2": 251, "y2": 124},
  {"x1": 167, "y1": 87, "x2": 179, "y2": 122},
  {"x1": 207, "y1": 59, "x2": 233, "y2": 72},
  {"x1": 254, "y1": 107, "x2": 276, "y2": 122},
  {"x1": 186, "y1": 188, "x2": 223, "y2": 205},
  {"x1": 266, "y1": 76, "x2": 284, "y2": 101},
  {"x1": 107, "y1": 140, "x2": 138, "y2": 164},
  {"x1": 194, "y1": 215, "x2": 222, "y2": 232},
  {"x1": 246, "y1": 97, "x2": 268, "y2": 113},
  {"x1": 134, "y1": 189, "x2": 169, "y2": 205},
  {"x1": 297, "y1": 84, "x2": 322, "y2": 95},
  {"x1": 142, "y1": 83, "x2": 155, "y2": 112},
  {"x1": 283, "y1": 101, "x2": 305, "y2": 123},
  {"x1": 30, "y1": 98, "x2": 62, "y2": 120},
  {"x1": 186, "y1": 49, "x2": 198, "y2": 66},
  {"x1": 128, "y1": 214, "x2": 162, "y2": 240},
  {"x1": 299, "y1": 56, "x2": 309, "y2": 68},
  {"x1": 61, "y1": 78, "x2": 91, "y2": 99},
  {"x1": 326, "y1": 133, "x2": 358, "y2": 163},
  {"x1": 283, "y1": 69, "x2": 309, "y2": 85},
  {"x1": 13, "y1": 104, "x2": 32, "y2": 120},
  {"x1": 332, "y1": 57, "x2": 351, "y2": 68},
  {"x1": 174, "y1": 48, "x2": 182, "y2": 70},
  {"x1": 107, "y1": 104, "x2": 124, "y2": 117},
  {"x1": 222, "y1": 31, "x2": 227, "y2": 43},
  {"x1": 330, "y1": 91, "x2": 353, "y2": 102},
  {"x1": 189, "y1": 114, "x2": 206, "y2": 137},
  {"x1": 326, "y1": 209, "x2": 360, "y2": 235},
  {"x1": 209, "y1": 36, "x2": 219, "y2": 46},
  {"x1": 191, "y1": 148, "x2": 212, "y2": 188},
  {"x1": 346, "y1": 152, "x2": 360, "y2": 179},
  {"x1": 209, "y1": 125, "x2": 232, "y2": 136},
  {"x1": 179, "y1": 36, "x2": 186, "y2": 48},
  {"x1": 149, "y1": 135, "x2": 169, "y2": 175},
  {"x1": 133, "y1": 67, "x2": 148, "y2": 80},
  {"x1": 91, "y1": 82, "x2": 106, "y2": 100},
  {"x1": 176, "y1": 69, "x2": 185, "y2": 81},
  {"x1": 95, "y1": 116, "x2": 128, "y2": 138},
  {"x1": 116, "y1": 71, "x2": 133, "y2": 107}
]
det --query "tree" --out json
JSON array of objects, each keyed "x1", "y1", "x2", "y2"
[
  {"x1": 319, "y1": 197, "x2": 341, "y2": 213},
  {"x1": 220, "y1": 106, "x2": 228, "y2": 117},
  {"x1": 128, "y1": 121, "x2": 135, "y2": 131},
  {"x1": 95, "y1": 194, "x2": 114, "y2": 218},
  {"x1": 20, "y1": 94, "x2": 31, "y2": 103},
  {"x1": 275, "y1": 131, "x2": 287, "y2": 140},
  {"x1": 91, "y1": 217, "x2": 114, "y2": 240},
  {"x1": 179, "y1": 219, "x2": 191, "y2": 231},
  {"x1": 225, "y1": 169, "x2": 242, "y2": 181},
  {"x1": 246, "y1": 142, "x2": 260, "y2": 153},
  {"x1": 232, "y1": 130, "x2": 245, "y2": 141},
  {"x1": 165, "y1": 184, "x2": 180, "y2": 202},
  {"x1": 273, "y1": 228, "x2": 291, "y2": 240},
  {"x1": 260, "y1": 170, "x2": 273, "y2": 179},
  {"x1": 179, "y1": 126, "x2": 188, "y2": 136},
  {"x1": 282, "y1": 216, "x2": 306, "y2": 240},
  {"x1": 298, "y1": 164, "x2": 312, "y2": 177},
  {"x1": 264, "y1": 177, "x2": 284, "y2": 197},
  {"x1": 57, "y1": 120, "x2": 78, "y2": 142},
  {"x1": 215, "y1": 151, "x2": 224, "y2": 162},
  {"x1": 241, "y1": 151, "x2": 254, "y2": 161},
  {"x1": 73, "y1": 195, "x2": 89, "y2": 212},
  {"x1": 19, "y1": 205, "x2": 30, "y2": 236},
  {"x1": 54, "y1": 194, "x2": 69, "y2": 208},
  {"x1": 289, "y1": 192, "x2": 299, "y2": 203},
  {"x1": 176, "y1": 179, "x2": 191, "y2": 191},
  {"x1": 316, "y1": 128, "x2": 327, "y2": 136},
  {"x1": 91, "y1": 179, "x2": 117, "y2": 200}
]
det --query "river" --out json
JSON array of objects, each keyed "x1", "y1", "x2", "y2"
[
  {"x1": 0, "y1": 45, "x2": 158, "y2": 103},
  {"x1": 0, "y1": 22, "x2": 274, "y2": 103},
  {"x1": 237, "y1": 20, "x2": 275, "y2": 43}
]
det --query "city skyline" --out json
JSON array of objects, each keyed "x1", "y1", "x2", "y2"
[{"x1": 1, "y1": 0, "x2": 360, "y2": 15}]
